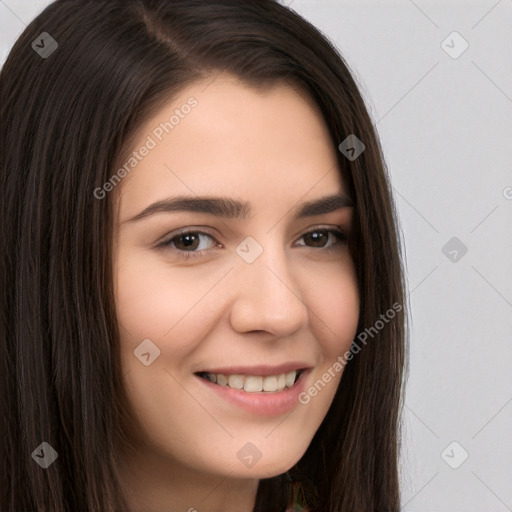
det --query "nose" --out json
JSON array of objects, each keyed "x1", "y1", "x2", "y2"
[{"x1": 228, "y1": 239, "x2": 309, "y2": 336}]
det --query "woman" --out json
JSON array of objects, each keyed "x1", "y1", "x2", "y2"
[{"x1": 0, "y1": 1, "x2": 407, "y2": 510}]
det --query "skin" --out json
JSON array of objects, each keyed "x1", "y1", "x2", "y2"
[{"x1": 112, "y1": 73, "x2": 360, "y2": 512}]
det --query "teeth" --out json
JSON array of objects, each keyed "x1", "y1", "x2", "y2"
[
  {"x1": 244, "y1": 376, "x2": 263, "y2": 392},
  {"x1": 262, "y1": 375, "x2": 277, "y2": 392},
  {"x1": 216, "y1": 374, "x2": 228, "y2": 386},
  {"x1": 203, "y1": 370, "x2": 301, "y2": 392},
  {"x1": 227, "y1": 374, "x2": 244, "y2": 390},
  {"x1": 285, "y1": 371, "x2": 296, "y2": 388}
]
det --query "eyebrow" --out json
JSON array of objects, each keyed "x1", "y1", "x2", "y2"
[{"x1": 122, "y1": 193, "x2": 354, "y2": 224}]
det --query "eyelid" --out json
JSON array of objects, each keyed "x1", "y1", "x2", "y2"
[
  {"x1": 156, "y1": 224, "x2": 348, "y2": 259},
  {"x1": 154, "y1": 226, "x2": 218, "y2": 246},
  {"x1": 294, "y1": 226, "x2": 347, "y2": 251}
]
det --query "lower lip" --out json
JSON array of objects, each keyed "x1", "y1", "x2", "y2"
[{"x1": 196, "y1": 371, "x2": 310, "y2": 416}]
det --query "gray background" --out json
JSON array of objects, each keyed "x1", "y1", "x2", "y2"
[{"x1": 2, "y1": 0, "x2": 511, "y2": 510}]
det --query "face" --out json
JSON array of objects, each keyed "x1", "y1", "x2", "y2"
[{"x1": 113, "y1": 73, "x2": 360, "y2": 480}]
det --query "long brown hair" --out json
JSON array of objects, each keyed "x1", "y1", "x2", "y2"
[{"x1": 0, "y1": 1, "x2": 407, "y2": 510}]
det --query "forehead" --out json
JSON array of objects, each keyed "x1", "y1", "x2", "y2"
[{"x1": 115, "y1": 73, "x2": 346, "y2": 215}]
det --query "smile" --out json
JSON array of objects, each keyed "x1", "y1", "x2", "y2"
[
  {"x1": 195, "y1": 367, "x2": 311, "y2": 416},
  {"x1": 195, "y1": 369, "x2": 304, "y2": 393}
]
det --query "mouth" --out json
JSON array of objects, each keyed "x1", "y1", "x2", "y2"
[
  {"x1": 194, "y1": 368, "x2": 306, "y2": 393},
  {"x1": 194, "y1": 365, "x2": 312, "y2": 416}
]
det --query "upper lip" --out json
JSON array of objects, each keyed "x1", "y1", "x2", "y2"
[{"x1": 195, "y1": 362, "x2": 313, "y2": 376}]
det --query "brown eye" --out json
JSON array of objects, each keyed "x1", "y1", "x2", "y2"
[
  {"x1": 303, "y1": 231, "x2": 328, "y2": 248},
  {"x1": 173, "y1": 233, "x2": 201, "y2": 251},
  {"x1": 298, "y1": 229, "x2": 347, "y2": 251},
  {"x1": 158, "y1": 230, "x2": 220, "y2": 260}
]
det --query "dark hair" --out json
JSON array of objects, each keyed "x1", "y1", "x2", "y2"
[{"x1": 0, "y1": 1, "x2": 407, "y2": 510}]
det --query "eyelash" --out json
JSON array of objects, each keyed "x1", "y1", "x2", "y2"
[{"x1": 157, "y1": 227, "x2": 347, "y2": 260}]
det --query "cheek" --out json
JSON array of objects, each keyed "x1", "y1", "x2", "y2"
[
  {"x1": 309, "y1": 259, "x2": 360, "y2": 358},
  {"x1": 114, "y1": 255, "x2": 232, "y2": 457},
  {"x1": 301, "y1": 261, "x2": 360, "y2": 407},
  {"x1": 114, "y1": 251, "x2": 227, "y2": 349}
]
